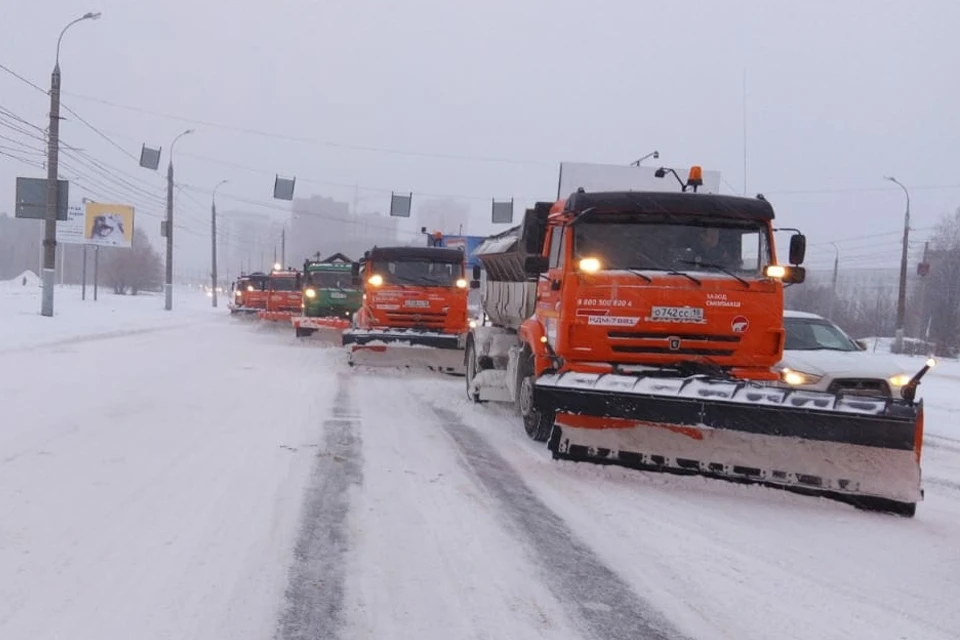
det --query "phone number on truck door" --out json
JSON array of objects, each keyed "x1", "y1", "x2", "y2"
[{"x1": 577, "y1": 298, "x2": 632, "y2": 307}]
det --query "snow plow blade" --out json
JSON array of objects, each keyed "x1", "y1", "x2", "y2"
[
  {"x1": 342, "y1": 329, "x2": 465, "y2": 375},
  {"x1": 535, "y1": 372, "x2": 923, "y2": 516},
  {"x1": 292, "y1": 316, "x2": 351, "y2": 339},
  {"x1": 258, "y1": 310, "x2": 297, "y2": 322}
]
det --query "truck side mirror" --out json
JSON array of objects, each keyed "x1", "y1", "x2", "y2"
[
  {"x1": 472, "y1": 265, "x2": 481, "y2": 280},
  {"x1": 789, "y1": 234, "x2": 806, "y2": 265},
  {"x1": 469, "y1": 280, "x2": 481, "y2": 289},
  {"x1": 524, "y1": 255, "x2": 549, "y2": 276}
]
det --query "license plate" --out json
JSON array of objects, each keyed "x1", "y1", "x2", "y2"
[
  {"x1": 330, "y1": 292, "x2": 346, "y2": 299},
  {"x1": 404, "y1": 299, "x2": 429, "y2": 308},
  {"x1": 648, "y1": 306, "x2": 704, "y2": 322}
]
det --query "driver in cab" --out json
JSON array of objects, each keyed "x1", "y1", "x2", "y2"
[{"x1": 690, "y1": 228, "x2": 738, "y2": 268}]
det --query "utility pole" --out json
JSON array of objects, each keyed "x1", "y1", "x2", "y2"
[
  {"x1": 281, "y1": 227, "x2": 286, "y2": 267},
  {"x1": 164, "y1": 129, "x2": 194, "y2": 311},
  {"x1": 884, "y1": 176, "x2": 911, "y2": 353},
  {"x1": 211, "y1": 180, "x2": 228, "y2": 308},
  {"x1": 827, "y1": 243, "x2": 839, "y2": 320},
  {"x1": 42, "y1": 12, "x2": 101, "y2": 317},
  {"x1": 919, "y1": 241, "x2": 930, "y2": 340}
]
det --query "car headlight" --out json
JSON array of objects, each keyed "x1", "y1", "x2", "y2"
[
  {"x1": 468, "y1": 319, "x2": 477, "y2": 328},
  {"x1": 304, "y1": 288, "x2": 316, "y2": 298},
  {"x1": 780, "y1": 367, "x2": 822, "y2": 386},
  {"x1": 888, "y1": 373, "x2": 912, "y2": 387}
]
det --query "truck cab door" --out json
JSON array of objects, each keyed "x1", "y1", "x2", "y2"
[{"x1": 537, "y1": 225, "x2": 566, "y2": 316}]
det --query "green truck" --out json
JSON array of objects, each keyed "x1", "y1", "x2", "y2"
[{"x1": 291, "y1": 253, "x2": 363, "y2": 337}]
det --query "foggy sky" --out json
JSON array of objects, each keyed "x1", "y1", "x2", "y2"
[{"x1": 2, "y1": 0, "x2": 958, "y2": 277}]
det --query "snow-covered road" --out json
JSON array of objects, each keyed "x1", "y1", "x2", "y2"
[{"x1": 2, "y1": 288, "x2": 959, "y2": 639}]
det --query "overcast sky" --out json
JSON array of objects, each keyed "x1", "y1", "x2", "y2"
[{"x1": 2, "y1": 0, "x2": 958, "y2": 275}]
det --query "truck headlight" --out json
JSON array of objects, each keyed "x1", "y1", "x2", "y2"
[
  {"x1": 780, "y1": 367, "x2": 822, "y2": 386},
  {"x1": 579, "y1": 257, "x2": 601, "y2": 273},
  {"x1": 888, "y1": 373, "x2": 911, "y2": 387},
  {"x1": 368, "y1": 274, "x2": 383, "y2": 287},
  {"x1": 456, "y1": 278, "x2": 467, "y2": 288},
  {"x1": 305, "y1": 288, "x2": 316, "y2": 298},
  {"x1": 246, "y1": 285, "x2": 254, "y2": 292}
]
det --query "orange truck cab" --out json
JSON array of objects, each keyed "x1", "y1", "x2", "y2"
[
  {"x1": 229, "y1": 272, "x2": 269, "y2": 314},
  {"x1": 258, "y1": 269, "x2": 302, "y2": 321},
  {"x1": 342, "y1": 245, "x2": 470, "y2": 373},
  {"x1": 465, "y1": 167, "x2": 928, "y2": 516}
]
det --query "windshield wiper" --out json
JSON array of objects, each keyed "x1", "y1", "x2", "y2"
[
  {"x1": 677, "y1": 260, "x2": 750, "y2": 288},
  {"x1": 625, "y1": 269, "x2": 653, "y2": 283},
  {"x1": 666, "y1": 270, "x2": 701, "y2": 286},
  {"x1": 628, "y1": 266, "x2": 701, "y2": 286}
]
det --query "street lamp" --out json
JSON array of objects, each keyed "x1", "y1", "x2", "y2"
[
  {"x1": 211, "y1": 179, "x2": 228, "y2": 308},
  {"x1": 631, "y1": 150, "x2": 659, "y2": 166},
  {"x1": 164, "y1": 128, "x2": 194, "y2": 311},
  {"x1": 41, "y1": 11, "x2": 101, "y2": 317},
  {"x1": 884, "y1": 175, "x2": 911, "y2": 353}
]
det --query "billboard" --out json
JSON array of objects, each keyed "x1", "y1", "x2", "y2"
[
  {"x1": 83, "y1": 202, "x2": 135, "y2": 248},
  {"x1": 57, "y1": 204, "x2": 87, "y2": 244},
  {"x1": 557, "y1": 162, "x2": 722, "y2": 198}
]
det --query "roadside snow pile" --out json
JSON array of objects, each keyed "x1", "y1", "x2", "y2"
[
  {"x1": 0, "y1": 284, "x2": 218, "y2": 351},
  {"x1": 0, "y1": 271, "x2": 40, "y2": 288}
]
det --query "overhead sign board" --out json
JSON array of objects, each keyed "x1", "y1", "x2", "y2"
[{"x1": 15, "y1": 177, "x2": 69, "y2": 221}]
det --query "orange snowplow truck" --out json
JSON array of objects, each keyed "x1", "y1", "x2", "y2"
[
  {"x1": 258, "y1": 269, "x2": 302, "y2": 321},
  {"x1": 229, "y1": 272, "x2": 269, "y2": 314},
  {"x1": 465, "y1": 167, "x2": 931, "y2": 516},
  {"x1": 342, "y1": 245, "x2": 470, "y2": 373}
]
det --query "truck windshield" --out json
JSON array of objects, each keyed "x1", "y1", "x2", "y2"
[
  {"x1": 573, "y1": 218, "x2": 771, "y2": 276},
  {"x1": 372, "y1": 260, "x2": 463, "y2": 286},
  {"x1": 270, "y1": 277, "x2": 300, "y2": 291},
  {"x1": 308, "y1": 271, "x2": 353, "y2": 289}
]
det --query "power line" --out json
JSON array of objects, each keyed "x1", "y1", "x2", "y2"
[{"x1": 59, "y1": 90, "x2": 553, "y2": 167}]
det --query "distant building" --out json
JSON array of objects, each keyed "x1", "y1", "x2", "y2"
[
  {"x1": 289, "y1": 195, "x2": 400, "y2": 264},
  {"x1": 218, "y1": 210, "x2": 283, "y2": 275}
]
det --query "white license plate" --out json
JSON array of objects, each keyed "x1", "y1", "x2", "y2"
[
  {"x1": 330, "y1": 292, "x2": 347, "y2": 299},
  {"x1": 404, "y1": 299, "x2": 430, "y2": 308},
  {"x1": 649, "y1": 306, "x2": 704, "y2": 321}
]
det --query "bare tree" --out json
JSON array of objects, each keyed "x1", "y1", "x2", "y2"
[{"x1": 100, "y1": 227, "x2": 163, "y2": 295}]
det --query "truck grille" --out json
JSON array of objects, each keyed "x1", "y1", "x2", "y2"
[
  {"x1": 828, "y1": 379, "x2": 891, "y2": 398},
  {"x1": 383, "y1": 311, "x2": 447, "y2": 329},
  {"x1": 607, "y1": 331, "x2": 739, "y2": 357}
]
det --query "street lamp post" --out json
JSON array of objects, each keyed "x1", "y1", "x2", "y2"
[
  {"x1": 884, "y1": 175, "x2": 911, "y2": 353},
  {"x1": 211, "y1": 179, "x2": 228, "y2": 308},
  {"x1": 41, "y1": 11, "x2": 101, "y2": 317},
  {"x1": 630, "y1": 150, "x2": 659, "y2": 166},
  {"x1": 164, "y1": 128, "x2": 194, "y2": 311}
]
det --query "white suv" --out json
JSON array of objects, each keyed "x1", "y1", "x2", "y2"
[{"x1": 776, "y1": 310, "x2": 913, "y2": 399}]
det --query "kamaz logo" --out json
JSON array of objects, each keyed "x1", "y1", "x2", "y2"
[{"x1": 668, "y1": 337, "x2": 682, "y2": 350}]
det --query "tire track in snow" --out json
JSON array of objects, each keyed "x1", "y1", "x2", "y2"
[
  {"x1": 429, "y1": 404, "x2": 691, "y2": 640},
  {"x1": 276, "y1": 376, "x2": 362, "y2": 640}
]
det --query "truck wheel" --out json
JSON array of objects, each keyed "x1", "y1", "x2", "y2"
[
  {"x1": 464, "y1": 339, "x2": 484, "y2": 403},
  {"x1": 516, "y1": 351, "x2": 554, "y2": 442}
]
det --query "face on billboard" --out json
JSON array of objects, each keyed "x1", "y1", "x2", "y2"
[{"x1": 84, "y1": 203, "x2": 135, "y2": 247}]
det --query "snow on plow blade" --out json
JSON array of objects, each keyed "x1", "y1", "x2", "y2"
[
  {"x1": 343, "y1": 329, "x2": 465, "y2": 375},
  {"x1": 535, "y1": 372, "x2": 923, "y2": 516}
]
